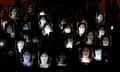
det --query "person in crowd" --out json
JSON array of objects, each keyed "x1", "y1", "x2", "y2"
[
  {"x1": 100, "y1": 35, "x2": 112, "y2": 64},
  {"x1": 74, "y1": 20, "x2": 87, "y2": 47}
]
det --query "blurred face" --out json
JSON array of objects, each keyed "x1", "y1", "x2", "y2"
[
  {"x1": 23, "y1": 34, "x2": 29, "y2": 39},
  {"x1": 0, "y1": 41, "x2": 5, "y2": 47},
  {"x1": 98, "y1": 28, "x2": 105, "y2": 38},
  {"x1": 64, "y1": 27, "x2": 71, "y2": 34},
  {"x1": 58, "y1": 54, "x2": 66, "y2": 64},
  {"x1": 23, "y1": 34, "x2": 30, "y2": 42},
  {"x1": 97, "y1": 14, "x2": 104, "y2": 23},
  {"x1": 82, "y1": 47, "x2": 90, "y2": 58},
  {"x1": 78, "y1": 24, "x2": 86, "y2": 35},
  {"x1": 40, "y1": 53, "x2": 48, "y2": 64},
  {"x1": 40, "y1": 11, "x2": 46, "y2": 16},
  {"x1": 27, "y1": 4, "x2": 33, "y2": 13},
  {"x1": 40, "y1": 17, "x2": 47, "y2": 25},
  {"x1": 23, "y1": 51, "x2": 31, "y2": 63},
  {"x1": 0, "y1": 9, "x2": 5, "y2": 18},
  {"x1": 8, "y1": 50, "x2": 15, "y2": 56},
  {"x1": 43, "y1": 24, "x2": 53, "y2": 35},
  {"x1": 102, "y1": 37, "x2": 109, "y2": 46},
  {"x1": 17, "y1": 40, "x2": 24, "y2": 52},
  {"x1": 66, "y1": 39, "x2": 73, "y2": 48},
  {"x1": 23, "y1": 24, "x2": 29, "y2": 30},
  {"x1": 94, "y1": 49, "x2": 102, "y2": 60},
  {"x1": 32, "y1": 37, "x2": 39, "y2": 43},
  {"x1": 7, "y1": 25, "x2": 13, "y2": 33},
  {"x1": 11, "y1": 8, "x2": 17, "y2": 17},
  {"x1": 87, "y1": 32, "x2": 94, "y2": 40},
  {"x1": 60, "y1": 19, "x2": 67, "y2": 25}
]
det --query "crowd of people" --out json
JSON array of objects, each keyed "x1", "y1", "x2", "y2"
[{"x1": 0, "y1": 2, "x2": 116, "y2": 72}]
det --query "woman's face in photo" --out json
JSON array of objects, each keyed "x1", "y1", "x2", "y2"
[
  {"x1": 7, "y1": 25, "x2": 13, "y2": 33},
  {"x1": 87, "y1": 32, "x2": 94, "y2": 40},
  {"x1": 11, "y1": 8, "x2": 17, "y2": 17},
  {"x1": 82, "y1": 47, "x2": 90, "y2": 58},
  {"x1": 97, "y1": 14, "x2": 104, "y2": 23},
  {"x1": 27, "y1": 4, "x2": 33, "y2": 13},
  {"x1": 40, "y1": 53, "x2": 48, "y2": 64},
  {"x1": 102, "y1": 37, "x2": 110, "y2": 46},
  {"x1": 23, "y1": 51, "x2": 31, "y2": 62},
  {"x1": 0, "y1": 9, "x2": 5, "y2": 18},
  {"x1": 78, "y1": 24, "x2": 86, "y2": 35}
]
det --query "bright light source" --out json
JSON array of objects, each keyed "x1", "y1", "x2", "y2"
[
  {"x1": 97, "y1": 14, "x2": 103, "y2": 23},
  {"x1": 42, "y1": 24, "x2": 53, "y2": 36},
  {"x1": 39, "y1": 53, "x2": 50, "y2": 68},
  {"x1": 17, "y1": 40, "x2": 25, "y2": 53},
  {"x1": 64, "y1": 27, "x2": 71, "y2": 34},
  {"x1": 40, "y1": 11, "x2": 46, "y2": 16},
  {"x1": 94, "y1": 49, "x2": 102, "y2": 61},
  {"x1": 66, "y1": 42, "x2": 73, "y2": 48},
  {"x1": 0, "y1": 41, "x2": 4, "y2": 47},
  {"x1": 110, "y1": 25, "x2": 114, "y2": 30}
]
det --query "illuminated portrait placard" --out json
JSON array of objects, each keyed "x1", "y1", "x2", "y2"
[
  {"x1": 64, "y1": 37, "x2": 74, "y2": 49},
  {"x1": 17, "y1": 40, "x2": 25, "y2": 53},
  {"x1": 9, "y1": 7, "x2": 19, "y2": 20},
  {"x1": 21, "y1": 51, "x2": 33, "y2": 67},
  {"x1": 97, "y1": 26, "x2": 105, "y2": 39},
  {"x1": 86, "y1": 31, "x2": 95, "y2": 45},
  {"x1": 96, "y1": 12, "x2": 105, "y2": 24},
  {"x1": 56, "y1": 54, "x2": 67, "y2": 67},
  {"x1": 94, "y1": 49, "x2": 102, "y2": 61},
  {"x1": 79, "y1": 47, "x2": 92, "y2": 64},
  {"x1": 42, "y1": 24, "x2": 53, "y2": 36},
  {"x1": 77, "y1": 22, "x2": 87, "y2": 37},
  {"x1": 38, "y1": 52, "x2": 51, "y2": 68}
]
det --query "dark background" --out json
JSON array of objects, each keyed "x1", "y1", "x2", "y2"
[{"x1": 0, "y1": 0, "x2": 120, "y2": 71}]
